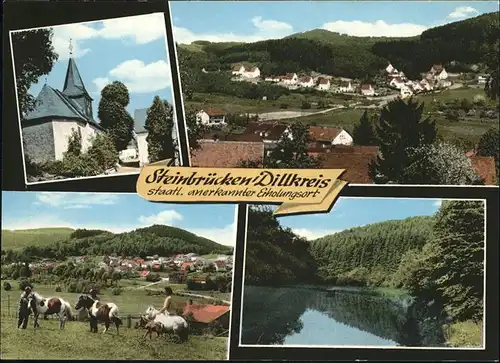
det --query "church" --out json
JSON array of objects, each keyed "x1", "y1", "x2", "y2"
[{"x1": 21, "y1": 42, "x2": 151, "y2": 167}]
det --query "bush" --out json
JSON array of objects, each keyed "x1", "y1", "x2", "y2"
[
  {"x1": 145, "y1": 273, "x2": 161, "y2": 282},
  {"x1": 111, "y1": 287, "x2": 122, "y2": 296},
  {"x1": 301, "y1": 101, "x2": 312, "y2": 110},
  {"x1": 87, "y1": 133, "x2": 119, "y2": 171},
  {"x1": 279, "y1": 103, "x2": 288, "y2": 109},
  {"x1": 3, "y1": 281, "x2": 12, "y2": 291},
  {"x1": 55, "y1": 286, "x2": 62, "y2": 292},
  {"x1": 18, "y1": 279, "x2": 33, "y2": 291}
]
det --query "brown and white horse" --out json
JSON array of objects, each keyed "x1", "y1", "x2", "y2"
[
  {"x1": 75, "y1": 295, "x2": 123, "y2": 334},
  {"x1": 28, "y1": 292, "x2": 73, "y2": 329}
]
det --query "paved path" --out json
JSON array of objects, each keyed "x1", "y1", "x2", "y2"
[{"x1": 176, "y1": 291, "x2": 231, "y2": 305}]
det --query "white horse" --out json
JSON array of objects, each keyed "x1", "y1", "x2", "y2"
[
  {"x1": 145, "y1": 306, "x2": 189, "y2": 342},
  {"x1": 28, "y1": 292, "x2": 73, "y2": 329}
]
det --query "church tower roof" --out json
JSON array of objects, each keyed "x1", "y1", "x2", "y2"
[{"x1": 62, "y1": 39, "x2": 93, "y2": 101}]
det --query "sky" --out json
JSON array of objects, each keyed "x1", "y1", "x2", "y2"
[
  {"x1": 11, "y1": 13, "x2": 174, "y2": 121},
  {"x1": 171, "y1": 1, "x2": 499, "y2": 43},
  {"x1": 267, "y1": 197, "x2": 461, "y2": 240},
  {"x1": 1, "y1": 192, "x2": 238, "y2": 247}
]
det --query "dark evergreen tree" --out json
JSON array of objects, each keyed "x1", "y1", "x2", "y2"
[
  {"x1": 11, "y1": 28, "x2": 59, "y2": 117},
  {"x1": 97, "y1": 81, "x2": 135, "y2": 151},
  {"x1": 145, "y1": 96, "x2": 175, "y2": 163},
  {"x1": 369, "y1": 98, "x2": 437, "y2": 183},
  {"x1": 248, "y1": 122, "x2": 321, "y2": 169},
  {"x1": 426, "y1": 201, "x2": 485, "y2": 321},
  {"x1": 353, "y1": 110, "x2": 377, "y2": 146}
]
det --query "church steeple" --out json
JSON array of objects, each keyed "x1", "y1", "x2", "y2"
[{"x1": 62, "y1": 38, "x2": 94, "y2": 120}]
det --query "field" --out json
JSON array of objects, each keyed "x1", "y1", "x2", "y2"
[
  {"x1": 0, "y1": 281, "x2": 228, "y2": 360},
  {"x1": 1, "y1": 228, "x2": 74, "y2": 251},
  {"x1": 196, "y1": 87, "x2": 498, "y2": 143},
  {"x1": 187, "y1": 91, "x2": 354, "y2": 114}
]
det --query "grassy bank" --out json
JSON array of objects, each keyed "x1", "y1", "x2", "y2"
[
  {"x1": 0, "y1": 317, "x2": 228, "y2": 360},
  {"x1": 444, "y1": 320, "x2": 483, "y2": 348},
  {"x1": 1, "y1": 228, "x2": 74, "y2": 250}
]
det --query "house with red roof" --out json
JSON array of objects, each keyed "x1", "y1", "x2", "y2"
[
  {"x1": 183, "y1": 302, "x2": 230, "y2": 329},
  {"x1": 140, "y1": 270, "x2": 150, "y2": 278}
]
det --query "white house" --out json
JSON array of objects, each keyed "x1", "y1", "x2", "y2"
[
  {"x1": 385, "y1": 63, "x2": 396, "y2": 74},
  {"x1": 316, "y1": 77, "x2": 331, "y2": 91},
  {"x1": 22, "y1": 56, "x2": 104, "y2": 164},
  {"x1": 359, "y1": 84, "x2": 375, "y2": 96},
  {"x1": 338, "y1": 81, "x2": 354, "y2": 93},
  {"x1": 231, "y1": 64, "x2": 246, "y2": 76},
  {"x1": 281, "y1": 73, "x2": 298, "y2": 85},
  {"x1": 242, "y1": 66, "x2": 261, "y2": 79},
  {"x1": 309, "y1": 126, "x2": 353, "y2": 147},
  {"x1": 477, "y1": 75, "x2": 489, "y2": 85},
  {"x1": 298, "y1": 76, "x2": 315, "y2": 88},
  {"x1": 389, "y1": 77, "x2": 405, "y2": 89},
  {"x1": 400, "y1": 84, "x2": 414, "y2": 98},
  {"x1": 196, "y1": 107, "x2": 227, "y2": 126},
  {"x1": 429, "y1": 64, "x2": 448, "y2": 80}
]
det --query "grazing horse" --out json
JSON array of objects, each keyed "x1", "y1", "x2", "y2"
[
  {"x1": 28, "y1": 292, "x2": 73, "y2": 329},
  {"x1": 145, "y1": 306, "x2": 189, "y2": 342},
  {"x1": 75, "y1": 295, "x2": 122, "y2": 335}
]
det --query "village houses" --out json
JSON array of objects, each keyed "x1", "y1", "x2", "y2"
[
  {"x1": 308, "y1": 126, "x2": 354, "y2": 148},
  {"x1": 428, "y1": 64, "x2": 449, "y2": 80},
  {"x1": 316, "y1": 77, "x2": 331, "y2": 91},
  {"x1": 334, "y1": 81, "x2": 354, "y2": 93},
  {"x1": 298, "y1": 76, "x2": 315, "y2": 88},
  {"x1": 196, "y1": 107, "x2": 227, "y2": 126},
  {"x1": 231, "y1": 64, "x2": 261, "y2": 79},
  {"x1": 359, "y1": 84, "x2": 375, "y2": 97}
]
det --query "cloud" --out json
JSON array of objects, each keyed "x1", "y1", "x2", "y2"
[
  {"x1": 138, "y1": 210, "x2": 184, "y2": 226},
  {"x1": 448, "y1": 6, "x2": 479, "y2": 19},
  {"x1": 37, "y1": 13, "x2": 166, "y2": 61},
  {"x1": 35, "y1": 192, "x2": 118, "y2": 209},
  {"x1": 108, "y1": 59, "x2": 171, "y2": 93},
  {"x1": 433, "y1": 200, "x2": 443, "y2": 208},
  {"x1": 92, "y1": 59, "x2": 171, "y2": 94},
  {"x1": 292, "y1": 228, "x2": 341, "y2": 241},
  {"x1": 322, "y1": 20, "x2": 428, "y2": 37},
  {"x1": 187, "y1": 222, "x2": 237, "y2": 247},
  {"x1": 92, "y1": 77, "x2": 111, "y2": 94},
  {"x1": 173, "y1": 16, "x2": 294, "y2": 44}
]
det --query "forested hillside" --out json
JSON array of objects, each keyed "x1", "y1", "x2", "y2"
[
  {"x1": 1, "y1": 225, "x2": 231, "y2": 262},
  {"x1": 310, "y1": 216, "x2": 434, "y2": 286},
  {"x1": 178, "y1": 11, "x2": 499, "y2": 81},
  {"x1": 244, "y1": 207, "x2": 318, "y2": 285}
]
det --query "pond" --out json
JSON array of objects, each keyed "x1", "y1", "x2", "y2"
[{"x1": 240, "y1": 286, "x2": 446, "y2": 347}]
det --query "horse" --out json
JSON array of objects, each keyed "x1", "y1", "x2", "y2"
[
  {"x1": 28, "y1": 292, "x2": 73, "y2": 329},
  {"x1": 74, "y1": 295, "x2": 123, "y2": 335},
  {"x1": 144, "y1": 306, "x2": 189, "y2": 342}
]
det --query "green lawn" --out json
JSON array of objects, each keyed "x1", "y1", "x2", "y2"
[
  {"x1": 0, "y1": 281, "x2": 228, "y2": 360},
  {"x1": 0, "y1": 316, "x2": 227, "y2": 360},
  {"x1": 1, "y1": 228, "x2": 74, "y2": 251}
]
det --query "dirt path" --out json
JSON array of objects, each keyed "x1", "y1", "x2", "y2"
[
  {"x1": 138, "y1": 278, "x2": 168, "y2": 289},
  {"x1": 252, "y1": 105, "x2": 345, "y2": 121}
]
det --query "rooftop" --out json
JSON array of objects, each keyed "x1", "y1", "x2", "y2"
[{"x1": 190, "y1": 140, "x2": 265, "y2": 168}]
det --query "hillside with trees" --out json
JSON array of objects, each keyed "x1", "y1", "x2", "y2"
[
  {"x1": 178, "y1": 11, "x2": 499, "y2": 82},
  {"x1": 1, "y1": 225, "x2": 231, "y2": 263},
  {"x1": 310, "y1": 216, "x2": 434, "y2": 286},
  {"x1": 244, "y1": 207, "x2": 318, "y2": 285}
]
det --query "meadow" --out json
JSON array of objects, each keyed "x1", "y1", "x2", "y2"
[
  {"x1": 0, "y1": 281, "x2": 228, "y2": 360},
  {"x1": 1, "y1": 228, "x2": 74, "y2": 250}
]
